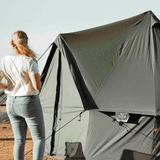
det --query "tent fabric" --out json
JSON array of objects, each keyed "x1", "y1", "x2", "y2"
[
  {"x1": 84, "y1": 111, "x2": 159, "y2": 160},
  {"x1": 40, "y1": 48, "x2": 89, "y2": 159},
  {"x1": 39, "y1": 11, "x2": 160, "y2": 160},
  {"x1": 52, "y1": 10, "x2": 160, "y2": 115}
]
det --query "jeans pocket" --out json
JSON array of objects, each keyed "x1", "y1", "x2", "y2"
[{"x1": 18, "y1": 98, "x2": 37, "y2": 117}]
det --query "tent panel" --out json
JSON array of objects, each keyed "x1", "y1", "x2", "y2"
[
  {"x1": 50, "y1": 53, "x2": 89, "y2": 159},
  {"x1": 95, "y1": 61, "x2": 155, "y2": 115},
  {"x1": 39, "y1": 48, "x2": 59, "y2": 154},
  {"x1": 84, "y1": 111, "x2": 155, "y2": 160},
  {"x1": 56, "y1": 36, "x2": 98, "y2": 110},
  {"x1": 152, "y1": 25, "x2": 160, "y2": 113}
]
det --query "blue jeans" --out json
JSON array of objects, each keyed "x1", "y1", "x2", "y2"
[{"x1": 6, "y1": 95, "x2": 45, "y2": 160}]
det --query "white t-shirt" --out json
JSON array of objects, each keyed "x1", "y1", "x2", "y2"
[{"x1": 0, "y1": 55, "x2": 39, "y2": 96}]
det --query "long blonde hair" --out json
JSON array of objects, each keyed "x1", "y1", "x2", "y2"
[{"x1": 11, "y1": 31, "x2": 36, "y2": 61}]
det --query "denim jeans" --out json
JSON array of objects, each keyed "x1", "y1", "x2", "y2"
[{"x1": 6, "y1": 95, "x2": 45, "y2": 160}]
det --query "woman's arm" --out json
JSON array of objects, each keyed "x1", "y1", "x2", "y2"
[
  {"x1": 0, "y1": 76, "x2": 7, "y2": 90},
  {"x1": 30, "y1": 73, "x2": 42, "y2": 91}
]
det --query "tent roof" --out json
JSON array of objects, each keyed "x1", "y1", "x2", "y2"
[{"x1": 49, "y1": 11, "x2": 160, "y2": 115}]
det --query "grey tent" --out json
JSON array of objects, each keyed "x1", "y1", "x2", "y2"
[{"x1": 39, "y1": 11, "x2": 160, "y2": 160}]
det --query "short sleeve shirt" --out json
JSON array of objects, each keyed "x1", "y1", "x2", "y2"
[{"x1": 0, "y1": 55, "x2": 39, "y2": 96}]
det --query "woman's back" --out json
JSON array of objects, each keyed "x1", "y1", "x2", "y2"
[{"x1": 0, "y1": 55, "x2": 39, "y2": 96}]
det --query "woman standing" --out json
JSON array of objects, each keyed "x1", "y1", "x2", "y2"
[{"x1": 0, "y1": 31, "x2": 45, "y2": 160}]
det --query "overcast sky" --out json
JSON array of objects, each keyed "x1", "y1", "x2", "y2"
[{"x1": 0, "y1": 0, "x2": 160, "y2": 59}]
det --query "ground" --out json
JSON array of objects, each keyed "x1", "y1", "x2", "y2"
[{"x1": 0, "y1": 122, "x2": 62, "y2": 160}]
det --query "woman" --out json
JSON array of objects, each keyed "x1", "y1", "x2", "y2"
[{"x1": 0, "y1": 31, "x2": 45, "y2": 160}]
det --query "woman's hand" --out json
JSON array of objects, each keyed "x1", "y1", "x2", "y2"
[{"x1": 0, "y1": 83, "x2": 7, "y2": 90}]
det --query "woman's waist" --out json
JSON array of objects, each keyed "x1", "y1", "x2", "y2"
[
  {"x1": 7, "y1": 94, "x2": 40, "y2": 104},
  {"x1": 7, "y1": 94, "x2": 38, "y2": 98},
  {"x1": 5, "y1": 90, "x2": 39, "y2": 97}
]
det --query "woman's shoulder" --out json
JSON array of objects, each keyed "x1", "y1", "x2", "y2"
[
  {"x1": 2, "y1": 55, "x2": 32, "y2": 64},
  {"x1": 3, "y1": 55, "x2": 28, "y2": 61},
  {"x1": 17, "y1": 55, "x2": 32, "y2": 61},
  {"x1": 1, "y1": 55, "x2": 15, "y2": 61}
]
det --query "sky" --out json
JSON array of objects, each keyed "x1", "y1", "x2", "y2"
[{"x1": 0, "y1": 0, "x2": 160, "y2": 60}]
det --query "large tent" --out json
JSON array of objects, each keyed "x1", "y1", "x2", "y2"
[{"x1": 39, "y1": 11, "x2": 160, "y2": 160}]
